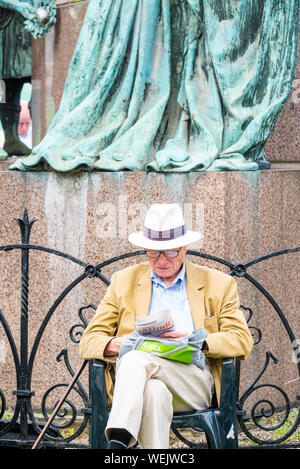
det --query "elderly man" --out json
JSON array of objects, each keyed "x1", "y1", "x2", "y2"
[{"x1": 79, "y1": 203, "x2": 253, "y2": 449}]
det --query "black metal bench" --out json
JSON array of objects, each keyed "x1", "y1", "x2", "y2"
[{"x1": 90, "y1": 357, "x2": 238, "y2": 449}]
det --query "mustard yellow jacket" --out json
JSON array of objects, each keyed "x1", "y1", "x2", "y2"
[{"x1": 79, "y1": 259, "x2": 253, "y2": 405}]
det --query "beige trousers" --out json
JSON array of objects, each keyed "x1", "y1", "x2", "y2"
[{"x1": 105, "y1": 350, "x2": 214, "y2": 449}]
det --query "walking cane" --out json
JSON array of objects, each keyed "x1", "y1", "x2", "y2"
[{"x1": 32, "y1": 359, "x2": 88, "y2": 449}]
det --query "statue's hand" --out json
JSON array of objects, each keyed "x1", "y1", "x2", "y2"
[
  {"x1": 0, "y1": 0, "x2": 57, "y2": 38},
  {"x1": 24, "y1": 1, "x2": 57, "y2": 39}
]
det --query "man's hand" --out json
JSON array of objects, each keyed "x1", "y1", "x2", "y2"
[
  {"x1": 159, "y1": 330, "x2": 209, "y2": 351},
  {"x1": 158, "y1": 330, "x2": 188, "y2": 339},
  {"x1": 104, "y1": 331, "x2": 191, "y2": 357},
  {"x1": 104, "y1": 337, "x2": 125, "y2": 357}
]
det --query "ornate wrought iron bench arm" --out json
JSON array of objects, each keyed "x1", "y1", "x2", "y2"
[{"x1": 90, "y1": 357, "x2": 237, "y2": 449}]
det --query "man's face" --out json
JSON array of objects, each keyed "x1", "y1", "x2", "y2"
[
  {"x1": 146, "y1": 246, "x2": 187, "y2": 285},
  {"x1": 18, "y1": 107, "x2": 31, "y2": 136}
]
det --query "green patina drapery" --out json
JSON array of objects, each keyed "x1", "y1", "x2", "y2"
[{"x1": 10, "y1": 0, "x2": 299, "y2": 172}]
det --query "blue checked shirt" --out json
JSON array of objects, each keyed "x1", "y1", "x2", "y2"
[{"x1": 148, "y1": 262, "x2": 195, "y2": 335}]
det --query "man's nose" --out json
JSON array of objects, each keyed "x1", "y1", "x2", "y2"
[{"x1": 156, "y1": 252, "x2": 169, "y2": 264}]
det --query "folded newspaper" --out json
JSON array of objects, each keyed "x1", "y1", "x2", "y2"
[
  {"x1": 119, "y1": 326, "x2": 208, "y2": 369},
  {"x1": 134, "y1": 309, "x2": 175, "y2": 337}
]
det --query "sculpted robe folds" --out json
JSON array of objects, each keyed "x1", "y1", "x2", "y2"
[{"x1": 11, "y1": 0, "x2": 299, "y2": 172}]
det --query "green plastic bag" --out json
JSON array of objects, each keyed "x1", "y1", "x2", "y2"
[{"x1": 137, "y1": 339, "x2": 194, "y2": 365}]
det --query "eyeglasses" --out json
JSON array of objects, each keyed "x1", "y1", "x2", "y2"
[{"x1": 145, "y1": 250, "x2": 181, "y2": 258}]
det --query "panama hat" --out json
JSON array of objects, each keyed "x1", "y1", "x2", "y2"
[{"x1": 128, "y1": 203, "x2": 201, "y2": 250}]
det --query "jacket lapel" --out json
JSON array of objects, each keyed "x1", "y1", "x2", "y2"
[
  {"x1": 185, "y1": 260, "x2": 206, "y2": 329},
  {"x1": 134, "y1": 264, "x2": 152, "y2": 318}
]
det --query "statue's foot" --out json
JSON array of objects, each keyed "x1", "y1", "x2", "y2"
[
  {"x1": 255, "y1": 159, "x2": 271, "y2": 170},
  {"x1": 0, "y1": 146, "x2": 8, "y2": 159},
  {"x1": 3, "y1": 140, "x2": 31, "y2": 157}
]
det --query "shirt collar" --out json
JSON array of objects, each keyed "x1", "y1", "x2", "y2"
[{"x1": 150, "y1": 262, "x2": 186, "y2": 288}]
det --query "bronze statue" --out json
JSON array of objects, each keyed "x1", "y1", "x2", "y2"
[
  {"x1": 10, "y1": 0, "x2": 299, "y2": 172},
  {"x1": 0, "y1": 0, "x2": 56, "y2": 158}
]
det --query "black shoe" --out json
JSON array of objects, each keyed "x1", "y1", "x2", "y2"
[{"x1": 108, "y1": 439, "x2": 128, "y2": 449}]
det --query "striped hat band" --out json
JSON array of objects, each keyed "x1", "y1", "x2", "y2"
[{"x1": 143, "y1": 224, "x2": 186, "y2": 241}]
